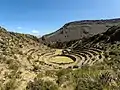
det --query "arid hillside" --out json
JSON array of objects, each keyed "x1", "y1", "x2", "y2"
[
  {"x1": 1, "y1": 25, "x2": 120, "y2": 90},
  {"x1": 0, "y1": 27, "x2": 52, "y2": 90},
  {"x1": 42, "y1": 18, "x2": 120, "y2": 44}
]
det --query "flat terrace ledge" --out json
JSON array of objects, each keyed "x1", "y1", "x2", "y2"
[{"x1": 49, "y1": 55, "x2": 77, "y2": 65}]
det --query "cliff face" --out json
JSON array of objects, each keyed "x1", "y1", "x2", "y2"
[{"x1": 42, "y1": 18, "x2": 120, "y2": 43}]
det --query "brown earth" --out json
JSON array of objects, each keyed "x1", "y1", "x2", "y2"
[
  {"x1": 1, "y1": 21, "x2": 120, "y2": 90},
  {"x1": 41, "y1": 18, "x2": 120, "y2": 44}
]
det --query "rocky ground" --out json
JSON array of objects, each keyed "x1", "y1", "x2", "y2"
[{"x1": 0, "y1": 25, "x2": 120, "y2": 90}]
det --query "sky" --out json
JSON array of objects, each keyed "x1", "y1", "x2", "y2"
[{"x1": 0, "y1": 0, "x2": 120, "y2": 36}]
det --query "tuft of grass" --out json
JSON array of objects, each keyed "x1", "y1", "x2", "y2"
[{"x1": 26, "y1": 78, "x2": 58, "y2": 90}]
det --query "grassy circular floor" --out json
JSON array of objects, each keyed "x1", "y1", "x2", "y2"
[{"x1": 49, "y1": 56, "x2": 74, "y2": 64}]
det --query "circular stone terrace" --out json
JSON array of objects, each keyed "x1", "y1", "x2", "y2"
[
  {"x1": 42, "y1": 48, "x2": 105, "y2": 69},
  {"x1": 49, "y1": 55, "x2": 76, "y2": 64},
  {"x1": 43, "y1": 49, "x2": 80, "y2": 68}
]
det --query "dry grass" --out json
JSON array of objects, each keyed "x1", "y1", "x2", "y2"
[
  {"x1": 1, "y1": 26, "x2": 120, "y2": 90},
  {"x1": 50, "y1": 56, "x2": 74, "y2": 64}
]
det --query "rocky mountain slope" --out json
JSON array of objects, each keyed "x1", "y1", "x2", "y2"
[
  {"x1": 42, "y1": 18, "x2": 120, "y2": 44},
  {"x1": 0, "y1": 27, "x2": 51, "y2": 90},
  {"x1": 1, "y1": 25, "x2": 120, "y2": 90}
]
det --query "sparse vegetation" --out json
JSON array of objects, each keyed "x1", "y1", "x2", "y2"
[
  {"x1": 26, "y1": 78, "x2": 58, "y2": 90},
  {"x1": 1, "y1": 25, "x2": 120, "y2": 90}
]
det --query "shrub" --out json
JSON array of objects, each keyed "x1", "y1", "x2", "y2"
[{"x1": 26, "y1": 78, "x2": 58, "y2": 90}]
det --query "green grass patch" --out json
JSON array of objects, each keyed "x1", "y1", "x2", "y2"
[{"x1": 50, "y1": 56, "x2": 74, "y2": 64}]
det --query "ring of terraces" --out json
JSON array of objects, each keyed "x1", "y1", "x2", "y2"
[{"x1": 23, "y1": 46, "x2": 105, "y2": 70}]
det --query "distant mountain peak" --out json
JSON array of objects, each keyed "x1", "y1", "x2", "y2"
[{"x1": 42, "y1": 18, "x2": 120, "y2": 44}]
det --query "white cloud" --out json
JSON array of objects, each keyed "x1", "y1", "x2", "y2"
[
  {"x1": 17, "y1": 27, "x2": 22, "y2": 29},
  {"x1": 31, "y1": 30, "x2": 40, "y2": 37},
  {"x1": 32, "y1": 30, "x2": 39, "y2": 34}
]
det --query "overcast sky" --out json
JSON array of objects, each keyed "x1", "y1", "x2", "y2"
[{"x1": 0, "y1": 0, "x2": 120, "y2": 36}]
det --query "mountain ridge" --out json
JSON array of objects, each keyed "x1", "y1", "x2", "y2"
[{"x1": 42, "y1": 18, "x2": 120, "y2": 44}]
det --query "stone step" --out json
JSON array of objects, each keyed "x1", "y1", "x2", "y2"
[
  {"x1": 81, "y1": 51, "x2": 94, "y2": 58},
  {"x1": 89, "y1": 48, "x2": 103, "y2": 53},
  {"x1": 75, "y1": 52, "x2": 88, "y2": 60},
  {"x1": 87, "y1": 50, "x2": 99, "y2": 55},
  {"x1": 75, "y1": 54, "x2": 85, "y2": 67}
]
